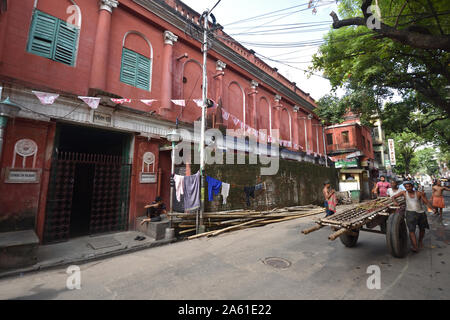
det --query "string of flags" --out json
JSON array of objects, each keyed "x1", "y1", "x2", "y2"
[
  {"x1": 31, "y1": 90, "x2": 210, "y2": 110},
  {"x1": 31, "y1": 90, "x2": 302, "y2": 150}
]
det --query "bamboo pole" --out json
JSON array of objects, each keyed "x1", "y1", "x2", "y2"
[{"x1": 302, "y1": 224, "x2": 324, "y2": 234}]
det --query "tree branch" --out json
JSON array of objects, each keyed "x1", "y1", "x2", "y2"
[{"x1": 329, "y1": 1, "x2": 450, "y2": 51}]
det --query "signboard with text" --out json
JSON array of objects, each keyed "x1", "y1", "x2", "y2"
[
  {"x1": 335, "y1": 158, "x2": 359, "y2": 169},
  {"x1": 388, "y1": 139, "x2": 396, "y2": 166}
]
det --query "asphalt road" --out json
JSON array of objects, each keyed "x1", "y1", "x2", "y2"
[{"x1": 0, "y1": 189, "x2": 449, "y2": 300}]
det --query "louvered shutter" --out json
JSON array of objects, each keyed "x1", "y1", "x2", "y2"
[
  {"x1": 136, "y1": 55, "x2": 151, "y2": 91},
  {"x1": 27, "y1": 10, "x2": 58, "y2": 59},
  {"x1": 54, "y1": 21, "x2": 78, "y2": 66},
  {"x1": 120, "y1": 48, "x2": 138, "y2": 87}
]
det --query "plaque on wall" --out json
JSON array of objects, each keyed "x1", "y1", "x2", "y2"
[
  {"x1": 140, "y1": 172, "x2": 157, "y2": 184},
  {"x1": 4, "y1": 168, "x2": 41, "y2": 184}
]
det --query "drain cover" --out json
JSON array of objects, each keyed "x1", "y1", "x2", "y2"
[{"x1": 263, "y1": 257, "x2": 291, "y2": 269}]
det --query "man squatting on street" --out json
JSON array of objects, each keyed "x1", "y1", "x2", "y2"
[
  {"x1": 432, "y1": 179, "x2": 449, "y2": 218},
  {"x1": 323, "y1": 180, "x2": 337, "y2": 217},
  {"x1": 392, "y1": 181, "x2": 436, "y2": 253}
]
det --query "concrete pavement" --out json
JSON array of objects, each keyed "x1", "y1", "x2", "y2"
[{"x1": 0, "y1": 192, "x2": 448, "y2": 300}]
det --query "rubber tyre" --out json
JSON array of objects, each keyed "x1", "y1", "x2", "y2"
[
  {"x1": 380, "y1": 219, "x2": 387, "y2": 234},
  {"x1": 386, "y1": 213, "x2": 408, "y2": 258},
  {"x1": 340, "y1": 230, "x2": 359, "y2": 248}
]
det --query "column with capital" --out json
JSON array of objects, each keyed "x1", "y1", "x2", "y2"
[
  {"x1": 160, "y1": 31, "x2": 178, "y2": 118},
  {"x1": 89, "y1": 0, "x2": 119, "y2": 91},
  {"x1": 213, "y1": 60, "x2": 226, "y2": 127},
  {"x1": 272, "y1": 95, "x2": 282, "y2": 141},
  {"x1": 292, "y1": 106, "x2": 300, "y2": 150},
  {"x1": 249, "y1": 80, "x2": 258, "y2": 131}
]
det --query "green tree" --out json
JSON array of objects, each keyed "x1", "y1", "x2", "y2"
[
  {"x1": 311, "y1": 0, "x2": 450, "y2": 148},
  {"x1": 390, "y1": 131, "x2": 423, "y2": 175},
  {"x1": 414, "y1": 148, "x2": 440, "y2": 176}
]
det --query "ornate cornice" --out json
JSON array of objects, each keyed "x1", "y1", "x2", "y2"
[{"x1": 216, "y1": 60, "x2": 227, "y2": 71}]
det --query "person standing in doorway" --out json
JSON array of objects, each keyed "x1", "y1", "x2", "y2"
[
  {"x1": 323, "y1": 180, "x2": 337, "y2": 217},
  {"x1": 392, "y1": 181, "x2": 436, "y2": 253}
]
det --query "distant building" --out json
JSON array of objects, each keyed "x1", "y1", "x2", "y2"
[{"x1": 325, "y1": 111, "x2": 375, "y2": 201}]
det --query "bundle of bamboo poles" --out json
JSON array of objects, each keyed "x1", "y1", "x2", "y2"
[{"x1": 168, "y1": 205, "x2": 326, "y2": 240}]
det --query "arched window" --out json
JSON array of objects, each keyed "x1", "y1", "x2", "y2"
[
  {"x1": 120, "y1": 31, "x2": 153, "y2": 91},
  {"x1": 280, "y1": 108, "x2": 292, "y2": 142},
  {"x1": 181, "y1": 59, "x2": 202, "y2": 122},
  {"x1": 258, "y1": 97, "x2": 271, "y2": 140},
  {"x1": 227, "y1": 82, "x2": 245, "y2": 130}
]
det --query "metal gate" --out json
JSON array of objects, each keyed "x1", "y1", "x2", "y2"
[{"x1": 43, "y1": 151, "x2": 131, "y2": 243}]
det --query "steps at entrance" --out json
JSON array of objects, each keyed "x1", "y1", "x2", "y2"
[
  {"x1": 136, "y1": 216, "x2": 170, "y2": 241},
  {"x1": 0, "y1": 230, "x2": 39, "y2": 270}
]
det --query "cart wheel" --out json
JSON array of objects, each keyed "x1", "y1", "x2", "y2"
[
  {"x1": 340, "y1": 230, "x2": 359, "y2": 248},
  {"x1": 386, "y1": 213, "x2": 408, "y2": 258}
]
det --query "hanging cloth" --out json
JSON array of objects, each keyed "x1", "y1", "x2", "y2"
[
  {"x1": 206, "y1": 176, "x2": 223, "y2": 202},
  {"x1": 221, "y1": 183, "x2": 230, "y2": 205},
  {"x1": 174, "y1": 174, "x2": 184, "y2": 202},
  {"x1": 244, "y1": 186, "x2": 256, "y2": 207},
  {"x1": 184, "y1": 172, "x2": 200, "y2": 211}
]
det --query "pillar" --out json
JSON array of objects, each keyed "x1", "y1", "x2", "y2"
[
  {"x1": 249, "y1": 80, "x2": 258, "y2": 130},
  {"x1": 292, "y1": 106, "x2": 300, "y2": 150},
  {"x1": 160, "y1": 31, "x2": 178, "y2": 117},
  {"x1": 214, "y1": 60, "x2": 226, "y2": 127},
  {"x1": 89, "y1": 0, "x2": 119, "y2": 91},
  {"x1": 272, "y1": 95, "x2": 282, "y2": 140}
]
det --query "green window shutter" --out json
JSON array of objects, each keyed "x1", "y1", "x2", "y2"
[
  {"x1": 27, "y1": 10, "x2": 58, "y2": 59},
  {"x1": 136, "y1": 55, "x2": 151, "y2": 91},
  {"x1": 54, "y1": 21, "x2": 79, "y2": 66},
  {"x1": 121, "y1": 48, "x2": 151, "y2": 91},
  {"x1": 120, "y1": 48, "x2": 138, "y2": 87}
]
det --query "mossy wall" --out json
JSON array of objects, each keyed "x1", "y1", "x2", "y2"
[{"x1": 204, "y1": 158, "x2": 338, "y2": 212}]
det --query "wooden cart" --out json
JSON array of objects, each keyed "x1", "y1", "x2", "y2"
[{"x1": 302, "y1": 197, "x2": 408, "y2": 258}]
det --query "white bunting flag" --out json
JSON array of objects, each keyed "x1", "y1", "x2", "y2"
[
  {"x1": 232, "y1": 116, "x2": 240, "y2": 125},
  {"x1": 32, "y1": 91, "x2": 59, "y2": 105},
  {"x1": 141, "y1": 99, "x2": 156, "y2": 107},
  {"x1": 78, "y1": 96, "x2": 101, "y2": 110},
  {"x1": 221, "y1": 109, "x2": 230, "y2": 120},
  {"x1": 111, "y1": 98, "x2": 131, "y2": 105},
  {"x1": 171, "y1": 100, "x2": 186, "y2": 107},
  {"x1": 193, "y1": 99, "x2": 203, "y2": 108}
]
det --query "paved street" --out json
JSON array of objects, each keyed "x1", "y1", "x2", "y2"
[{"x1": 0, "y1": 191, "x2": 449, "y2": 300}]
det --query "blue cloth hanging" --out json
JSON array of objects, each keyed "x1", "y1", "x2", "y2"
[{"x1": 206, "y1": 176, "x2": 223, "y2": 202}]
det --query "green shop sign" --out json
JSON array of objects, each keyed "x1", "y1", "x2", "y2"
[{"x1": 335, "y1": 158, "x2": 359, "y2": 169}]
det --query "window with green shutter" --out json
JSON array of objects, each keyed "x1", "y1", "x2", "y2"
[
  {"x1": 27, "y1": 10, "x2": 79, "y2": 66},
  {"x1": 120, "y1": 48, "x2": 151, "y2": 91}
]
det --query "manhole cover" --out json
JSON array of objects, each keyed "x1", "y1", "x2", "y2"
[{"x1": 263, "y1": 257, "x2": 291, "y2": 269}]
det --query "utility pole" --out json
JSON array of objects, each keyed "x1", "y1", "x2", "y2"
[
  {"x1": 198, "y1": 1, "x2": 221, "y2": 234},
  {"x1": 198, "y1": 9, "x2": 209, "y2": 234}
]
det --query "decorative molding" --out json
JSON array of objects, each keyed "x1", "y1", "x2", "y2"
[
  {"x1": 251, "y1": 80, "x2": 259, "y2": 89},
  {"x1": 100, "y1": 0, "x2": 119, "y2": 13},
  {"x1": 274, "y1": 95, "x2": 282, "y2": 103},
  {"x1": 216, "y1": 60, "x2": 227, "y2": 71},
  {"x1": 164, "y1": 30, "x2": 178, "y2": 46}
]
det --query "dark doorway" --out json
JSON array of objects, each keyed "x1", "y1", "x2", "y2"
[
  {"x1": 70, "y1": 163, "x2": 95, "y2": 238},
  {"x1": 43, "y1": 124, "x2": 133, "y2": 243}
]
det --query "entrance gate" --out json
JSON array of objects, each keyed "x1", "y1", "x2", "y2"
[{"x1": 43, "y1": 151, "x2": 131, "y2": 243}]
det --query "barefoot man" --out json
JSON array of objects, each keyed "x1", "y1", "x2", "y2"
[
  {"x1": 392, "y1": 181, "x2": 436, "y2": 253},
  {"x1": 432, "y1": 179, "x2": 449, "y2": 218}
]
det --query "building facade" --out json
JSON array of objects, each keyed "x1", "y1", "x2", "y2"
[
  {"x1": 0, "y1": 0, "x2": 328, "y2": 244},
  {"x1": 325, "y1": 111, "x2": 375, "y2": 200}
]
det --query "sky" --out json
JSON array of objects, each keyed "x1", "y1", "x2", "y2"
[{"x1": 181, "y1": 0, "x2": 339, "y2": 101}]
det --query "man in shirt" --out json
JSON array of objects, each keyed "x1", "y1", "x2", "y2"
[{"x1": 374, "y1": 175, "x2": 391, "y2": 198}]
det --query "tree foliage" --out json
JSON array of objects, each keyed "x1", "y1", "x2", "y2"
[{"x1": 311, "y1": 0, "x2": 450, "y2": 150}]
